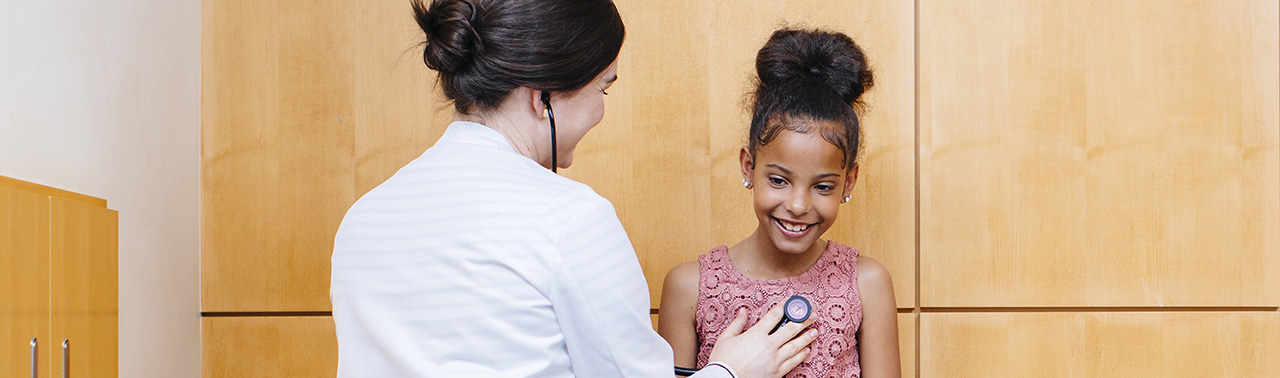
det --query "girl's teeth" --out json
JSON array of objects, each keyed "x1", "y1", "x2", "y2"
[{"x1": 781, "y1": 221, "x2": 808, "y2": 232}]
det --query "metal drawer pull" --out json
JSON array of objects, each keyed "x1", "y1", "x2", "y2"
[
  {"x1": 62, "y1": 339, "x2": 69, "y2": 378},
  {"x1": 31, "y1": 338, "x2": 38, "y2": 378}
]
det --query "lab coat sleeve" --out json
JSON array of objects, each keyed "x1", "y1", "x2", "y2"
[
  {"x1": 549, "y1": 196, "x2": 675, "y2": 377},
  {"x1": 550, "y1": 196, "x2": 740, "y2": 378}
]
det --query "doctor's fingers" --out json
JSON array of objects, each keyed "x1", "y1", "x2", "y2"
[
  {"x1": 777, "y1": 326, "x2": 817, "y2": 359},
  {"x1": 768, "y1": 310, "x2": 816, "y2": 343},
  {"x1": 748, "y1": 299, "x2": 789, "y2": 336},
  {"x1": 778, "y1": 339, "x2": 813, "y2": 374}
]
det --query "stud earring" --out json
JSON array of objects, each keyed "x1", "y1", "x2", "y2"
[
  {"x1": 742, "y1": 179, "x2": 752, "y2": 189},
  {"x1": 542, "y1": 108, "x2": 549, "y2": 119},
  {"x1": 842, "y1": 195, "x2": 851, "y2": 203}
]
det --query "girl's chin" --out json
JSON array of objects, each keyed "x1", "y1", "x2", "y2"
[{"x1": 768, "y1": 235, "x2": 819, "y2": 255}]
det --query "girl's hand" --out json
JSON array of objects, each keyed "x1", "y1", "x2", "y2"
[{"x1": 706, "y1": 300, "x2": 817, "y2": 378}]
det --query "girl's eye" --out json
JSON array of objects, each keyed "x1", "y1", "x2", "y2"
[
  {"x1": 815, "y1": 184, "x2": 835, "y2": 193},
  {"x1": 769, "y1": 177, "x2": 786, "y2": 186}
]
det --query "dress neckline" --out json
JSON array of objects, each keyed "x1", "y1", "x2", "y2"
[{"x1": 716, "y1": 241, "x2": 838, "y2": 285}]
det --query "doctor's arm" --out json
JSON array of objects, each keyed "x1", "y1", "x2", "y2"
[{"x1": 551, "y1": 198, "x2": 815, "y2": 378}]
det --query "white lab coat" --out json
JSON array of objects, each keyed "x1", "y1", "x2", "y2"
[{"x1": 330, "y1": 122, "x2": 732, "y2": 377}]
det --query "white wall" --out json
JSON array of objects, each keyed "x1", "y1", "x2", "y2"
[{"x1": 0, "y1": 0, "x2": 200, "y2": 377}]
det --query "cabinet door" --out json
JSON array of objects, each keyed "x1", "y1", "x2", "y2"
[
  {"x1": 0, "y1": 186, "x2": 50, "y2": 378},
  {"x1": 50, "y1": 198, "x2": 118, "y2": 378},
  {"x1": 203, "y1": 317, "x2": 338, "y2": 378}
]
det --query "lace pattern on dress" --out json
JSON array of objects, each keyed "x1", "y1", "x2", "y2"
[{"x1": 694, "y1": 241, "x2": 862, "y2": 378}]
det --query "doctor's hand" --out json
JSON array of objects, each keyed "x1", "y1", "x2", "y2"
[{"x1": 706, "y1": 300, "x2": 817, "y2": 378}]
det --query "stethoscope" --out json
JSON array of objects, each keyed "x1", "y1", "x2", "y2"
[
  {"x1": 674, "y1": 295, "x2": 812, "y2": 376},
  {"x1": 541, "y1": 91, "x2": 558, "y2": 173}
]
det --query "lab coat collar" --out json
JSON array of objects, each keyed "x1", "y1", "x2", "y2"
[{"x1": 437, "y1": 121, "x2": 517, "y2": 153}]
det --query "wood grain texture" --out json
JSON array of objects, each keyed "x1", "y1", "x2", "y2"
[
  {"x1": 201, "y1": 0, "x2": 454, "y2": 312},
  {"x1": 202, "y1": 0, "x2": 916, "y2": 311},
  {"x1": 0, "y1": 185, "x2": 50, "y2": 378},
  {"x1": 918, "y1": 0, "x2": 1280, "y2": 307},
  {"x1": 0, "y1": 175, "x2": 105, "y2": 208},
  {"x1": 50, "y1": 198, "x2": 119, "y2": 378},
  {"x1": 920, "y1": 312, "x2": 1280, "y2": 378},
  {"x1": 898, "y1": 312, "x2": 916, "y2": 378},
  {"x1": 202, "y1": 317, "x2": 338, "y2": 378}
]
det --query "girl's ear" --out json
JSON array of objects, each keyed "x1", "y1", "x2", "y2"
[
  {"x1": 739, "y1": 146, "x2": 755, "y2": 186},
  {"x1": 843, "y1": 163, "x2": 859, "y2": 198}
]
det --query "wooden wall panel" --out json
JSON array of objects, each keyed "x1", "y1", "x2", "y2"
[
  {"x1": 898, "y1": 312, "x2": 916, "y2": 378},
  {"x1": 0, "y1": 185, "x2": 50, "y2": 378},
  {"x1": 202, "y1": 317, "x2": 338, "y2": 378},
  {"x1": 50, "y1": 198, "x2": 119, "y2": 378},
  {"x1": 203, "y1": 0, "x2": 916, "y2": 311},
  {"x1": 202, "y1": 0, "x2": 452, "y2": 312},
  {"x1": 918, "y1": 0, "x2": 1280, "y2": 307},
  {"x1": 920, "y1": 312, "x2": 1280, "y2": 378},
  {"x1": 352, "y1": 1, "x2": 455, "y2": 195}
]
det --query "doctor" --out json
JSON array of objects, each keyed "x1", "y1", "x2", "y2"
[{"x1": 329, "y1": 0, "x2": 816, "y2": 377}]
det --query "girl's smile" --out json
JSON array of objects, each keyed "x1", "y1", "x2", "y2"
[{"x1": 774, "y1": 217, "x2": 815, "y2": 238}]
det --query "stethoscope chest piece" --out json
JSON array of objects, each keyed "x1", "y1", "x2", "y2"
[
  {"x1": 784, "y1": 295, "x2": 811, "y2": 323},
  {"x1": 770, "y1": 295, "x2": 811, "y2": 335}
]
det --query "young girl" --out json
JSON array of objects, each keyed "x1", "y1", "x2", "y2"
[{"x1": 659, "y1": 28, "x2": 900, "y2": 378}]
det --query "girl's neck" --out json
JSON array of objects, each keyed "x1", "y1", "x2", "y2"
[{"x1": 729, "y1": 230, "x2": 828, "y2": 280}]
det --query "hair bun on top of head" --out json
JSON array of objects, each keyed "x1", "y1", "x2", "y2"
[
  {"x1": 756, "y1": 28, "x2": 873, "y2": 105},
  {"x1": 413, "y1": 0, "x2": 483, "y2": 74}
]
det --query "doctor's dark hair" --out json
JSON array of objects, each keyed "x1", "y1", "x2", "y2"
[
  {"x1": 412, "y1": 0, "x2": 625, "y2": 114},
  {"x1": 748, "y1": 28, "x2": 873, "y2": 169}
]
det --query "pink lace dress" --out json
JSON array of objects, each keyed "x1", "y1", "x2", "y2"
[{"x1": 694, "y1": 241, "x2": 862, "y2": 378}]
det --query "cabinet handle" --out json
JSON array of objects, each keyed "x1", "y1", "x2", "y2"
[
  {"x1": 62, "y1": 339, "x2": 69, "y2": 378},
  {"x1": 30, "y1": 338, "x2": 37, "y2": 378}
]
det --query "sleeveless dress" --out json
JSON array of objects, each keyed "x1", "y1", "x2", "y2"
[{"x1": 694, "y1": 241, "x2": 862, "y2": 378}]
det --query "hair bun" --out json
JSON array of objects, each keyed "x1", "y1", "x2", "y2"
[
  {"x1": 414, "y1": 0, "x2": 483, "y2": 74},
  {"x1": 756, "y1": 28, "x2": 873, "y2": 104}
]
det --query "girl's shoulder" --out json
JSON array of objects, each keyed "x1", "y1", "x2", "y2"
[
  {"x1": 664, "y1": 244, "x2": 732, "y2": 299},
  {"x1": 853, "y1": 253, "x2": 893, "y2": 294},
  {"x1": 664, "y1": 259, "x2": 702, "y2": 293}
]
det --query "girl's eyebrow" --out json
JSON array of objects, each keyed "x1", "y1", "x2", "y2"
[
  {"x1": 765, "y1": 164, "x2": 841, "y2": 179},
  {"x1": 765, "y1": 163, "x2": 791, "y2": 175}
]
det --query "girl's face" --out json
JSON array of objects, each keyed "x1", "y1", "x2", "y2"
[
  {"x1": 550, "y1": 60, "x2": 618, "y2": 169},
  {"x1": 742, "y1": 124, "x2": 857, "y2": 256}
]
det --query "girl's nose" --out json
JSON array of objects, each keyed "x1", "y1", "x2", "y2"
[{"x1": 786, "y1": 189, "x2": 810, "y2": 215}]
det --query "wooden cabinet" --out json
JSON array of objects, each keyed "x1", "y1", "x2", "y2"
[
  {"x1": 0, "y1": 177, "x2": 118, "y2": 378},
  {"x1": 1, "y1": 184, "x2": 50, "y2": 378}
]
